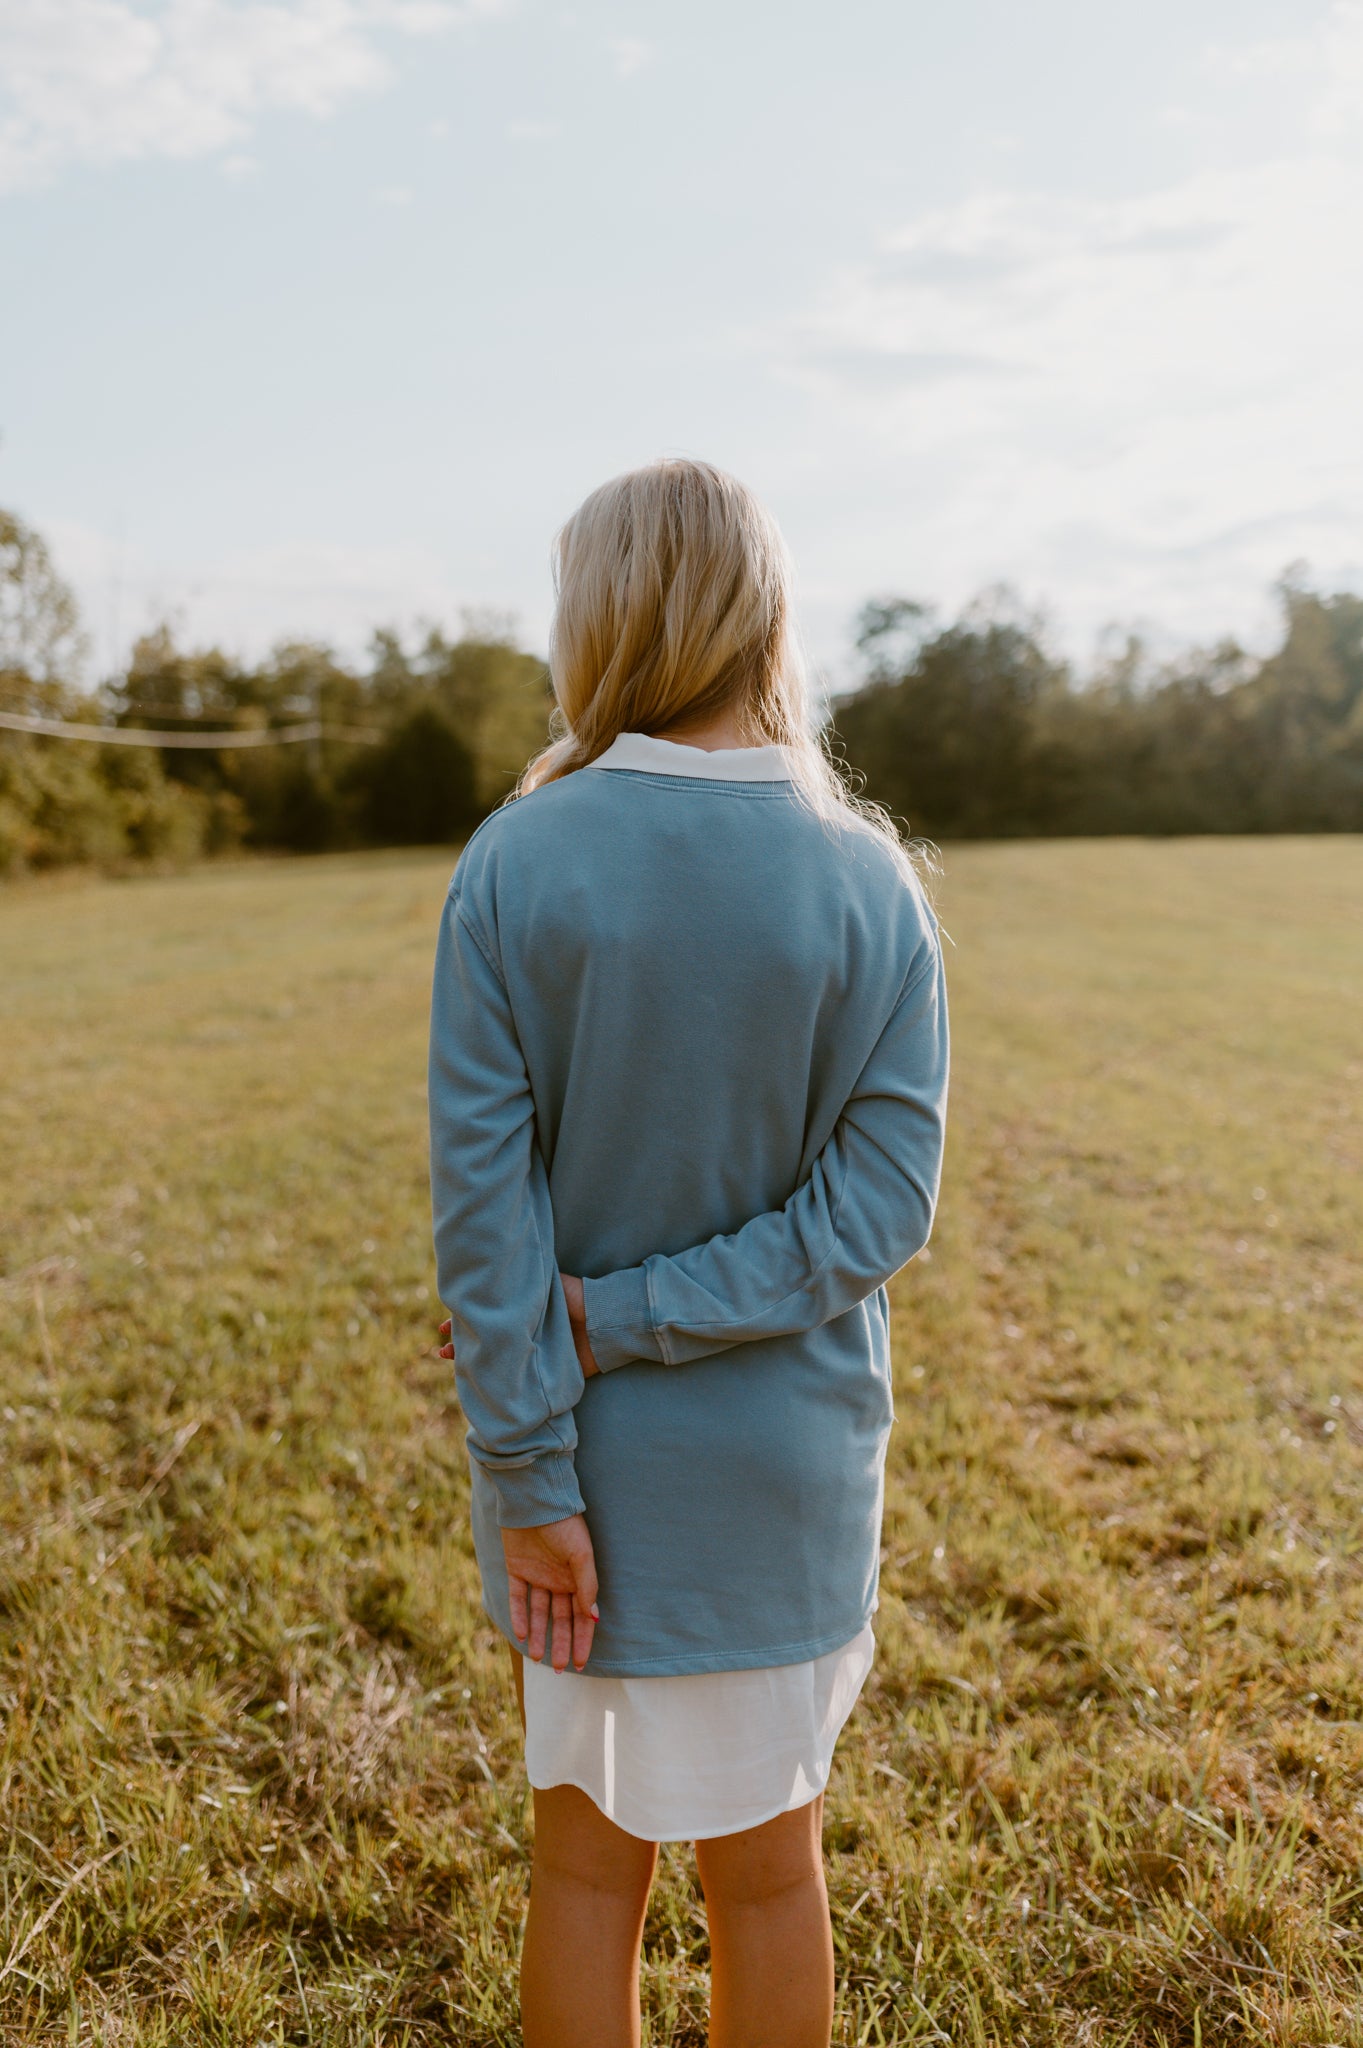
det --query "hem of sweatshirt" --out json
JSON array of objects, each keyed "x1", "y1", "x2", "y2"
[
  {"x1": 582, "y1": 1266, "x2": 661, "y2": 1372},
  {"x1": 484, "y1": 1449, "x2": 586, "y2": 1528},
  {"x1": 502, "y1": 1604, "x2": 879, "y2": 1678}
]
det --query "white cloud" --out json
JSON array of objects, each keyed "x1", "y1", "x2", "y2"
[
  {"x1": 607, "y1": 34, "x2": 651, "y2": 78},
  {"x1": 1212, "y1": 1, "x2": 1363, "y2": 134},
  {"x1": 774, "y1": 1, "x2": 1363, "y2": 649},
  {"x1": 0, "y1": 0, "x2": 505, "y2": 192}
]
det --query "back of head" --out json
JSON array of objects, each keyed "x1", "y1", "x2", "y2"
[
  {"x1": 523, "y1": 458, "x2": 800, "y2": 779},
  {"x1": 518, "y1": 457, "x2": 933, "y2": 895}
]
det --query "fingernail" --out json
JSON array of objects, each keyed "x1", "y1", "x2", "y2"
[{"x1": 590, "y1": 1603, "x2": 599, "y2": 1618}]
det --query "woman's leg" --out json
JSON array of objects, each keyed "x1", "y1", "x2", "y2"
[
  {"x1": 693, "y1": 1794, "x2": 834, "y2": 2048},
  {"x1": 510, "y1": 1646, "x2": 659, "y2": 2048}
]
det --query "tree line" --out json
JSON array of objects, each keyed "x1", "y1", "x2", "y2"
[
  {"x1": 2, "y1": 506, "x2": 1361, "y2": 874},
  {"x1": 836, "y1": 583, "x2": 1363, "y2": 839},
  {"x1": 0, "y1": 510, "x2": 552, "y2": 872}
]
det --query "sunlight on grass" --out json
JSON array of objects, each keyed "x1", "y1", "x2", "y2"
[{"x1": 2, "y1": 839, "x2": 1361, "y2": 2044}]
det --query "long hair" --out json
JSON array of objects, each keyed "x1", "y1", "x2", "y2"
[{"x1": 518, "y1": 458, "x2": 933, "y2": 887}]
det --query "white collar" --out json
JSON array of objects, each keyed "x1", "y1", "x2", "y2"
[{"x1": 592, "y1": 731, "x2": 796, "y2": 781}]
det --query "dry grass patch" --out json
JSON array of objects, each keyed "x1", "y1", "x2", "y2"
[{"x1": 2, "y1": 838, "x2": 1361, "y2": 2044}]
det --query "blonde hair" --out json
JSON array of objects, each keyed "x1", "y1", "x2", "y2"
[{"x1": 519, "y1": 458, "x2": 932, "y2": 886}]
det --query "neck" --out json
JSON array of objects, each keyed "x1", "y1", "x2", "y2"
[{"x1": 649, "y1": 706, "x2": 752, "y2": 753}]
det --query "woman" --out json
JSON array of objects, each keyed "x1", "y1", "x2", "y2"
[{"x1": 428, "y1": 458, "x2": 948, "y2": 2048}]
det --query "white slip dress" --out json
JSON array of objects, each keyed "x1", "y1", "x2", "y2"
[
  {"x1": 522, "y1": 1620, "x2": 877, "y2": 1842},
  {"x1": 518, "y1": 731, "x2": 879, "y2": 1843}
]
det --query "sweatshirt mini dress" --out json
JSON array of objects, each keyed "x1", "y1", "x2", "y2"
[{"x1": 428, "y1": 732, "x2": 950, "y2": 1841}]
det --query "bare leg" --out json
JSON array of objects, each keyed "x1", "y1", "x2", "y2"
[
  {"x1": 510, "y1": 1645, "x2": 659, "y2": 2048},
  {"x1": 694, "y1": 1794, "x2": 834, "y2": 2048}
]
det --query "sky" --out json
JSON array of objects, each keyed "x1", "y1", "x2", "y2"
[{"x1": 2, "y1": 0, "x2": 1361, "y2": 687}]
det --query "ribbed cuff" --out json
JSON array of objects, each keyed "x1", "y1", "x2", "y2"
[
  {"x1": 485, "y1": 1449, "x2": 586, "y2": 1529},
  {"x1": 582, "y1": 1264, "x2": 664, "y2": 1373}
]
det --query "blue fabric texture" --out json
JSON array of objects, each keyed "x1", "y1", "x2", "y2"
[{"x1": 428, "y1": 760, "x2": 949, "y2": 1675}]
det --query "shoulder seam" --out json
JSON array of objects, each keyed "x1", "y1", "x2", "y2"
[{"x1": 450, "y1": 893, "x2": 507, "y2": 991}]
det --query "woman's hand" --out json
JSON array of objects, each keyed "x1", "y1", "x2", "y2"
[
  {"x1": 438, "y1": 1284, "x2": 600, "y2": 1378},
  {"x1": 502, "y1": 1514, "x2": 600, "y2": 1671},
  {"x1": 559, "y1": 1274, "x2": 601, "y2": 1378},
  {"x1": 434, "y1": 1308, "x2": 600, "y2": 1667}
]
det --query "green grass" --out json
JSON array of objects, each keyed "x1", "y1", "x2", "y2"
[{"x1": 2, "y1": 838, "x2": 1362, "y2": 2046}]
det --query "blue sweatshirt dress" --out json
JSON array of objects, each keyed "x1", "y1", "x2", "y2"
[{"x1": 428, "y1": 733, "x2": 950, "y2": 1700}]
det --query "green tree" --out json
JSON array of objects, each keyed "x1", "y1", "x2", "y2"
[
  {"x1": 0, "y1": 508, "x2": 88, "y2": 713},
  {"x1": 365, "y1": 621, "x2": 553, "y2": 812},
  {"x1": 835, "y1": 589, "x2": 1071, "y2": 838},
  {"x1": 350, "y1": 704, "x2": 479, "y2": 845},
  {"x1": 834, "y1": 575, "x2": 1363, "y2": 840},
  {"x1": 1240, "y1": 579, "x2": 1363, "y2": 829},
  {"x1": 0, "y1": 516, "x2": 211, "y2": 873}
]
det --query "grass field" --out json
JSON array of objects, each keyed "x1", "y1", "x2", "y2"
[{"x1": 2, "y1": 838, "x2": 1362, "y2": 2046}]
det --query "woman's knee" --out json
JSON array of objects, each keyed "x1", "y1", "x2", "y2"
[
  {"x1": 531, "y1": 1782, "x2": 659, "y2": 1901},
  {"x1": 694, "y1": 1794, "x2": 825, "y2": 1909}
]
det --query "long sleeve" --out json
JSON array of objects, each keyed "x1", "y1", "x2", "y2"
[
  {"x1": 428, "y1": 888, "x2": 586, "y2": 1526},
  {"x1": 581, "y1": 936, "x2": 948, "y2": 1371}
]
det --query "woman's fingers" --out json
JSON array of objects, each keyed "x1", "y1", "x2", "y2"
[
  {"x1": 499, "y1": 1515, "x2": 600, "y2": 1667},
  {"x1": 568, "y1": 1543, "x2": 599, "y2": 1671},
  {"x1": 526, "y1": 1583, "x2": 551, "y2": 1663},
  {"x1": 437, "y1": 1317, "x2": 455, "y2": 1361},
  {"x1": 570, "y1": 1541, "x2": 599, "y2": 1622},
  {"x1": 565, "y1": 1527, "x2": 600, "y2": 1671},
  {"x1": 571, "y1": 1600, "x2": 595, "y2": 1671},
  {"x1": 549, "y1": 1591, "x2": 573, "y2": 1672}
]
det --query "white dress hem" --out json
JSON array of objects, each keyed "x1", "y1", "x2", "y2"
[
  {"x1": 526, "y1": 1774, "x2": 833, "y2": 1845},
  {"x1": 522, "y1": 1619, "x2": 876, "y2": 1843}
]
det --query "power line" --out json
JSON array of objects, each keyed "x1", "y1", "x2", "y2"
[{"x1": 0, "y1": 710, "x2": 382, "y2": 749}]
